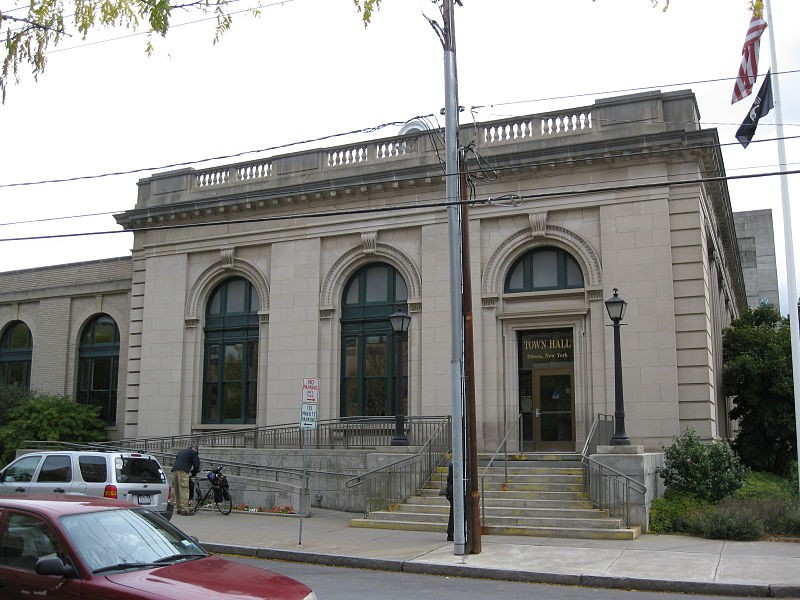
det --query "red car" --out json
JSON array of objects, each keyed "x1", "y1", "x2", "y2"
[{"x1": 0, "y1": 494, "x2": 316, "y2": 599}]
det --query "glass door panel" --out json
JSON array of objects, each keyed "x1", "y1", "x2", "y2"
[{"x1": 533, "y1": 369, "x2": 574, "y2": 451}]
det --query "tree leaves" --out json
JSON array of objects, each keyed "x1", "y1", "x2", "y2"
[
  {"x1": 0, "y1": 395, "x2": 107, "y2": 464},
  {"x1": 353, "y1": 0, "x2": 381, "y2": 26},
  {"x1": 0, "y1": 0, "x2": 228, "y2": 102},
  {"x1": 723, "y1": 304, "x2": 795, "y2": 475}
]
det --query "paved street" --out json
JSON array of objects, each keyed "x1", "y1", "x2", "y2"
[{"x1": 175, "y1": 508, "x2": 800, "y2": 597}]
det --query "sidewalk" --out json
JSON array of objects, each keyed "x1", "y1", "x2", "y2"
[{"x1": 174, "y1": 508, "x2": 800, "y2": 598}]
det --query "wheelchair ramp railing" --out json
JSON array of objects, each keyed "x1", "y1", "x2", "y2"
[{"x1": 344, "y1": 417, "x2": 451, "y2": 516}]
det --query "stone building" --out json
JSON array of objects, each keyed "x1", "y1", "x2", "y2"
[
  {"x1": 0, "y1": 89, "x2": 747, "y2": 451},
  {"x1": 733, "y1": 209, "x2": 780, "y2": 309}
]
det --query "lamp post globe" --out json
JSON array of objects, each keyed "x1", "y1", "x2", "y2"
[
  {"x1": 604, "y1": 289, "x2": 630, "y2": 446},
  {"x1": 390, "y1": 310, "x2": 411, "y2": 446}
]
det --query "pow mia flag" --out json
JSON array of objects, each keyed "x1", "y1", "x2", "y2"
[{"x1": 736, "y1": 70, "x2": 774, "y2": 148}]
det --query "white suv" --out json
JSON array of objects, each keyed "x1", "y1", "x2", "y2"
[{"x1": 0, "y1": 450, "x2": 173, "y2": 520}]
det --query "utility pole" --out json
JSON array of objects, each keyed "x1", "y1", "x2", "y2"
[
  {"x1": 460, "y1": 153, "x2": 481, "y2": 554},
  {"x1": 441, "y1": 0, "x2": 466, "y2": 556}
]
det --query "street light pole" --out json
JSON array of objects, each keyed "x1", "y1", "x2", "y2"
[
  {"x1": 605, "y1": 288, "x2": 630, "y2": 446},
  {"x1": 390, "y1": 310, "x2": 411, "y2": 446}
]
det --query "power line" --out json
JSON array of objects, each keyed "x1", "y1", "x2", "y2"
[
  {"x1": 1, "y1": 130, "x2": 799, "y2": 229},
  {"x1": 469, "y1": 68, "x2": 800, "y2": 113},
  {"x1": 2, "y1": 167, "x2": 797, "y2": 243},
  {"x1": 0, "y1": 118, "x2": 411, "y2": 188}
]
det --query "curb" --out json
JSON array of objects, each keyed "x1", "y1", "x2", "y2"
[{"x1": 201, "y1": 542, "x2": 800, "y2": 598}]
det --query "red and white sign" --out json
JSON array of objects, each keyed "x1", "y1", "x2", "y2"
[{"x1": 302, "y1": 377, "x2": 320, "y2": 403}]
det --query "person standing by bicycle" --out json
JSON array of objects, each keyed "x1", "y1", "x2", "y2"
[{"x1": 171, "y1": 443, "x2": 200, "y2": 516}]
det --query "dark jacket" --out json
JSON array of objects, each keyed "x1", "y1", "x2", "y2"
[
  {"x1": 446, "y1": 461, "x2": 453, "y2": 502},
  {"x1": 172, "y1": 446, "x2": 200, "y2": 476}
]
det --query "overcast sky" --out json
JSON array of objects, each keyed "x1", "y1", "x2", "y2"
[{"x1": 1, "y1": 0, "x2": 798, "y2": 310}]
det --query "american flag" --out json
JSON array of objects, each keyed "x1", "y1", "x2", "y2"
[{"x1": 732, "y1": 12, "x2": 768, "y2": 104}]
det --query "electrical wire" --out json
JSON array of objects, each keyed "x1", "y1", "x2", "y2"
[
  {"x1": 1, "y1": 166, "x2": 797, "y2": 243},
  {"x1": 0, "y1": 118, "x2": 412, "y2": 188},
  {"x1": 4, "y1": 154, "x2": 799, "y2": 229},
  {"x1": 469, "y1": 68, "x2": 800, "y2": 113},
  {"x1": 1, "y1": 129, "x2": 798, "y2": 229}
]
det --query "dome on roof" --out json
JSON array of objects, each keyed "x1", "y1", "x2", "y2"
[{"x1": 398, "y1": 118, "x2": 429, "y2": 135}]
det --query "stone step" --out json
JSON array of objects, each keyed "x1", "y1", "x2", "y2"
[
  {"x1": 408, "y1": 496, "x2": 595, "y2": 510},
  {"x1": 477, "y1": 453, "x2": 584, "y2": 468},
  {"x1": 425, "y1": 480, "x2": 584, "y2": 493},
  {"x1": 419, "y1": 488, "x2": 588, "y2": 501},
  {"x1": 434, "y1": 466, "x2": 584, "y2": 476},
  {"x1": 368, "y1": 508, "x2": 623, "y2": 529},
  {"x1": 430, "y1": 472, "x2": 583, "y2": 483},
  {"x1": 349, "y1": 454, "x2": 639, "y2": 541},
  {"x1": 395, "y1": 502, "x2": 608, "y2": 519},
  {"x1": 349, "y1": 517, "x2": 640, "y2": 541}
]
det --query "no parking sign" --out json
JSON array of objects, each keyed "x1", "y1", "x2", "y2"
[{"x1": 300, "y1": 377, "x2": 319, "y2": 430}]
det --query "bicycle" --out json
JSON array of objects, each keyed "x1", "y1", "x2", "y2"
[{"x1": 188, "y1": 466, "x2": 232, "y2": 515}]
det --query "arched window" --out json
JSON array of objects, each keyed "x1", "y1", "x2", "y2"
[
  {"x1": 504, "y1": 247, "x2": 584, "y2": 293},
  {"x1": 0, "y1": 321, "x2": 32, "y2": 388},
  {"x1": 340, "y1": 263, "x2": 408, "y2": 417},
  {"x1": 77, "y1": 314, "x2": 119, "y2": 425},
  {"x1": 203, "y1": 277, "x2": 259, "y2": 424}
]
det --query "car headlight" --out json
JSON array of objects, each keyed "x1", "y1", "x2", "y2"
[{"x1": 302, "y1": 593, "x2": 317, "y2": 600}]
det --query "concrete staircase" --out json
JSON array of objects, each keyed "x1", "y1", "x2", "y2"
[{"x1": 349, "y1": 453, "x2": 640, "y2": 540}]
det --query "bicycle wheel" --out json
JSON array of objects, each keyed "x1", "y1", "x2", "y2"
[
  {"x1": 188, "y1": 482, "x2": 201, "y2": 515},
  {"x1": 215, "y1": 488, "x2": 232, "y2": 515}
]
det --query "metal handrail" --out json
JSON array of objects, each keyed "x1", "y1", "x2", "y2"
[
  {"x1": 580, "y1": 413, "x2": 646, "y2": 525},
  {"x1": 479, "y1": 415, "x2": 522, "y2": 524},
  {"x1": 344, "y1": 417, "x2": 451, "y2": 516},
  {"x1": 80, "y1": 416, "x2": 451, "y2": 454}
]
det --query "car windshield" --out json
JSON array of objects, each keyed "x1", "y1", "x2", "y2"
[{"x1": 60, "y1": 508, "x2": 207, "y2": 573}]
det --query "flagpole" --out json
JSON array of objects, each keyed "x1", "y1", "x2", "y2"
[{"x1": 763, "y1": 0, "x2": 800, "y2": 494}]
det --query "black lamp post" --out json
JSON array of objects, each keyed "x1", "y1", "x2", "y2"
[
  {"x1": 390, "y1": 310, "x2": 411, "y2": 446},
  {"x1": 604, "y1": 288, "x2": 630, "y2": 446}
]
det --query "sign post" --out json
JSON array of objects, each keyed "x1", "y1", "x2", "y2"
[{"x1": 298, "y1": 377, "x2": 319, "y2": 546}]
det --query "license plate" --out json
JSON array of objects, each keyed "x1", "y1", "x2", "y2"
[{"x1": 137, "y1": 495, "x2": 152, "y2": 505}]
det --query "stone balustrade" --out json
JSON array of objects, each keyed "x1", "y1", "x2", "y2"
[
  {"x1": 482, "y1": 112, "x2": 592, "y2": 144},
  {"x1": 130, "y1": 91, "x2": 698, "y2": 211}
]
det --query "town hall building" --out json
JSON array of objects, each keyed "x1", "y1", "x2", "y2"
[{"x1": 0, "y1": 89, "x2": 750, "y2": 453}]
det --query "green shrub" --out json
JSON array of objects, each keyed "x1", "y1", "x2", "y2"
[
  {"x1": 731, "y1": 495, "x2": 800, "y2": 536},
  {"x1": 736, "y1": 470, "x2": 794, "y2": 501},
  {"x1": 787, "y1": 461, "x2": 799, "y2": 498},
  {"x1": 0, "y1": 383, "x2": 28, "y2": 421},
  {"x1": 649, "y1": 491, "x2": 709, "y2": 534},
  {"x1": 0, "y1": 396, "x2": 107, "y2": 464},
  {"x1": 657, "y1": 428, "x2": 747, "y2": 502},
  {"x1": 686, "y1": 501, "x2": 764, "y2": 540}
]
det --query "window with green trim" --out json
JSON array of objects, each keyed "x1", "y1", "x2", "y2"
[
  {"x1": 202, "y1": 277, "x2": 259, "y2": 424},
  {"x1": 0, "y1": 321, "x2": 32, "y2": 388},
  {"x1": 504, "y1": 247, "x2": 584, "y2": 293},
  {"x1": 340, "y1": 263, "x2": 408, "y2": 417},
  {"x1": 77, "y1": 314, "x2": 119, "y2": 425}
]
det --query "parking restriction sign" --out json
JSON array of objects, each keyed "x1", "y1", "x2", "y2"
[
  {"x1": 300, "y1": 402, "x2": 317, "y2": 430},
  {"x1": 300, "y1": 377, "x2": 319, "y2": 430},
  {"x1": 302, "y1": 377, "x2": 320, "y2": 403}
]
